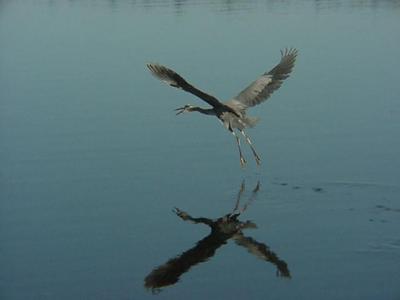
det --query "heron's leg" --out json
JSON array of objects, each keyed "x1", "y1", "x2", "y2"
[
  {"x1": 241, "y1": 181, "x2": 260, "y2": 213},
  {"x1": 240, "y1": 130, "x2": 261, "y2": 165},
  {"x1": 231, "y1": 130, "x2": 246, "y2": 167},
  {"x1": 232, "y1": 180, "x2": 245, "y2": 214}
]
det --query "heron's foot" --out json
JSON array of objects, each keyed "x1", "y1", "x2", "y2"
[
  {"x1": 249, "y1": 148, "x2": 261, "y2": 166},
  {"x1": 240, "y1": 156, "x2": 247, "y2": 168}
]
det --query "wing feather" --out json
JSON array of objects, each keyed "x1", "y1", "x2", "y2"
[
  {"x1": 232, "y1": 48, "x2": 298, "y2": 108},
  {"x1": 147, "y1": 63, "x2": 224, "y2": 108},
  {"x1": 233, "y1": 234, "x2": 291, "y2": 277}
]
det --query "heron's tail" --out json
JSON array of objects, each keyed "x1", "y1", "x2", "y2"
[{"x1": 245, "y1": 116, "x2": 259, "y2": 128}]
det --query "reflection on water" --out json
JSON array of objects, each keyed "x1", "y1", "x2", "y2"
[
  {"x1": 60, "y1": 0, "x2": 400, "y2": 14},
  {"x1": 12, "y1": 0, "x2": 396, "y2": 15},
  {"x1": 144, "y1": 181, "x2": 290, "y2": 293}
]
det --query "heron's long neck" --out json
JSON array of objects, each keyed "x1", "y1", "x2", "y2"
[{"x1": 192, "y1": 107, "x2": 216, "y2": 116}]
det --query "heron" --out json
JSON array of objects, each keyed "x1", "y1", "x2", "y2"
[{"x1": 147, "y1": 48, "x2": 298, "y2": 167}]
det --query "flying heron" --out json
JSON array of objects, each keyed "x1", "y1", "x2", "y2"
[{"x1": 147, "y1": 48, "x2": 298, "y2": 167}]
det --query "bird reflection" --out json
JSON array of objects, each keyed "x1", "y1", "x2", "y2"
[{"x1": 144, "y1": 181, "x2": 290, "y2": 293}]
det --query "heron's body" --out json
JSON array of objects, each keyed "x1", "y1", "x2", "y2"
[
  {"x1": 147, "y1": 48, "x2": 298, "y2": 167},
  {"x1": 188, "y1": 105, "x2": 256, "y2": 129}
]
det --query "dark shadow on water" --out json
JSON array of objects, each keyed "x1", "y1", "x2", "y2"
[
  {"x1": 144, "y1": 181, "x2": 290, "y2": 294},
  {"x1": 39, "y1": 0, "x2": 400, "y2": 14}
]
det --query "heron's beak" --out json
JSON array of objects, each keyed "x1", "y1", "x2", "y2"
[
  {"x1": 240, "y1": 221, "x2": 257, "y2": 229},
  {"x1": 174, "y1": 106, "x2": 185, "y2": 115}
]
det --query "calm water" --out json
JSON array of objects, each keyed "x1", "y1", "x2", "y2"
[{"x1": 1, "y1": 0, "x2": 400, "y2": 299}]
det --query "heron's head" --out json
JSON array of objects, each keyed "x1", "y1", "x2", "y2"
[{"x1": 174, "y1": 104, "x2": 196, "y2": 115}]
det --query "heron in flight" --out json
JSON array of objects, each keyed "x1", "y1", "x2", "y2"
[{"x1": 147, "y1": 48, "x2": 297, "y2": 167}]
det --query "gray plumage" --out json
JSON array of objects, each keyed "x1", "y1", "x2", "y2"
[{"x1": 147, "y1": 48, "x2": 298, "y2": 167}]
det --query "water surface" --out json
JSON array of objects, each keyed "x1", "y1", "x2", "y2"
[{"x1": 1, "y1": 0, "x2": 400, "y2": 299}]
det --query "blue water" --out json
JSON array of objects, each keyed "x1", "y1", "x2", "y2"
[{"x1": 1, "y1": 1, "x2": 400, "y2": 299}]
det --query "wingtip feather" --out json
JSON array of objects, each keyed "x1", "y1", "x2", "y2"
[{"x1": 280, "y1": 47, "x2": 298, "y2": 58}]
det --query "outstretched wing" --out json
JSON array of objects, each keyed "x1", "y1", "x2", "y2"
[
  {"x1": 233, "y1": 233, "x2": 291, "y2": 278},
  {"x1": 147, "y1": 63, "x2": 224, "y2": 108},
  {"x1": 232, "y1": 48, "x2": 298, "y2": 108}
]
